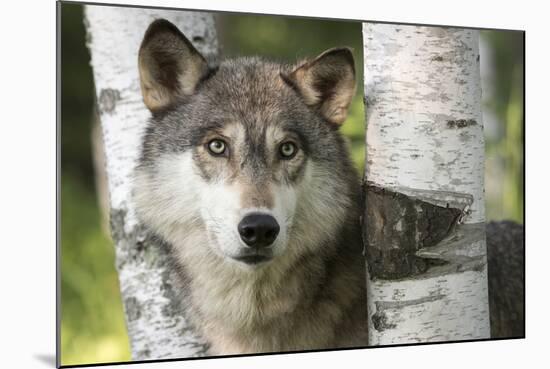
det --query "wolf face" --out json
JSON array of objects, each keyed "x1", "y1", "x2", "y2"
[
  {"x1": 132, "y1": 18, "x2": 368, "y2": 354},
  {"x1": 133, "y1": 19, "x2": 358, "y2": 273}
]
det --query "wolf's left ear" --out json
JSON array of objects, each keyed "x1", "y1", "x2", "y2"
[
  {"x1": 283, "y1": 48, "x2": 356, "y2": 125},
  {"x1": 138, "y1": 19, "x2": 209, "y2": 112}
]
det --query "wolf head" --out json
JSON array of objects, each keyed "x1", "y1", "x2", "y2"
[{"x1": 133, "y1": 19, "x2": 359, "y2": 271}]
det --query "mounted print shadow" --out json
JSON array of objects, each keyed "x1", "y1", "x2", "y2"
[{"x1": 58, "y1": 1, "x2": 524, "y2": 366}]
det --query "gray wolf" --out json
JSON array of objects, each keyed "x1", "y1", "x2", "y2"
[{"x1": 132, "y1": 19, "x2": 367, "y2": 355}]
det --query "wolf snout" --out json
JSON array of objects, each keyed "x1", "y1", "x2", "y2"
[{"x1": 238, "y1": 213, "x2": 280, "y2": 248}]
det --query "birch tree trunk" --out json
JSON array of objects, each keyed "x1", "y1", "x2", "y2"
[
  {"x1": 84, "y1": 5, "x2": 218, "y2": 359},
  {"x1": 362, "y1": 23, "x2": 490, "y2": 344}
]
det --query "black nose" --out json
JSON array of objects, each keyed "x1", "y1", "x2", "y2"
[{"x1": 238, "y1": 213, "x2": 280, "y2": 248}]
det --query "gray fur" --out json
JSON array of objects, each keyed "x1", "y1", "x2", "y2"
[{"x1": 133, "y1": 19, "x2": 367, "y2": 355}]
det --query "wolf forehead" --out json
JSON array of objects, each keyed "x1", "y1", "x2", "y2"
[
  {"x1": 140, "y1": 59, "x2": 335, "y2": 159},
  {"x1": 203, "y1": 57, "x2": 303, "y2": 115},
  {"x1": 190, "y1": 57, "x2": 326, "y2": 136}
]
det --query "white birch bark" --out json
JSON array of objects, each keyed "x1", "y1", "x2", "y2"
[
  {"x1": 362, "y1": 23, "x2": 490, "y2": 344},
  {"x1": 84, "y1": 5, "x2": 218, "y2": 359}
]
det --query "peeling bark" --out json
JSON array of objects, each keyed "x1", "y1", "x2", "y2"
[
  {"x1": 365, "y1": 184, "x2": 472, "y2": 280},
  {"x1": 84, "y1": 5, "x2": 218, "y2": 360},
  {"x1": 363, "y1": 23, "x2": 490, "y2": 344}
]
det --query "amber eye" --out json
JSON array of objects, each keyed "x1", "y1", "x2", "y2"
[
  {"x1": 279, "y1": 142, "x2": 297, "y2": 160},
  {"x1": 207, "y1": 139, "x2": 227, "y2": 156}
]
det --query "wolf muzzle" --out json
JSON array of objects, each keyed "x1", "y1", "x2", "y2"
[
  {"x1": 238, "y1": 213, "x2": 280, "y2": 248},
  {"x1": 234, "y1": 213, "x2": 280, "y2": 265}
]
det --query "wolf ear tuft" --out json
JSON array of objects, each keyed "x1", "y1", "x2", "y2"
[
  {"x1": 284, "y1": 48, "x2": 356, "y2": 125},
  {"x1": 138, "y1": 19, "x2": 209, "y2": 112}
]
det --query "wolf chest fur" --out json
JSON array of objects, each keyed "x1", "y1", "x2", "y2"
[{"x1": 132, "y1": 19, "x2": 368, "y2": 354}]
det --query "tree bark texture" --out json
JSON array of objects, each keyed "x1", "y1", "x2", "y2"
[
  {"x1": 362, "y1": 23, "x2": 490, "y2": 345},
  {"x1": 84, "y1": 5, "x2": 218, "y2": 359}
]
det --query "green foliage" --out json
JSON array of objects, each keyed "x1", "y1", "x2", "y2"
[
  {"x1": 60, "y1": 3, "x2": 96, "y2": 183},
  {"x1": 481, "y1": 31, "x2": 524, "y2": 223},
  {"x1": 61, "y1": 175, "x2": 131, "y2": 365},
  {"x1": 341, "y1": 96, "x2": 366, "y2": 173}
]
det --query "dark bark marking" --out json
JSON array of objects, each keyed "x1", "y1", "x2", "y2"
[
  {"x1": 371, "y1": 294, "x2": 445, "y2": 332},
  {"x1": 136, "y1": 349, "x2": 151, "y2": 358},
  {"x1": 377, "y1": 294, "x2": 446, "y2": 310},
  {"x1": 109, "y1": 208, "x2": 163, "y2": 268},
  {"x1": 98, "y1": 88, "x2": 121, "y2": 114},
  {"x1": 364, "y1": 184, "x2": 474, "y2": 280},
  {"x1": 160, "y1": 258, "x2": 189, "y2": 321},
  {"x1": 125, "y1": 297, "x2": 142, "y2": 321},
  {"x1": 447, "y1": 118, "x2": 477, "y2": 129},
  {"x1": 371, "y1": 310, "x2": 396, "y2": 332}
]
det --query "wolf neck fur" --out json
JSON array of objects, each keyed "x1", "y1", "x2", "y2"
[{"x1": 173, "y1": 226, "x2": 334, "y2": 324}]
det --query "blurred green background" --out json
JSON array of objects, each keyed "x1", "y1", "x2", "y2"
[{"x1": 60, "y1": 3, "x2": 524, "y2": 366}]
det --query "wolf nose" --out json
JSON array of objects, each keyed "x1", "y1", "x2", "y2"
[{"x1": 238, "y1": 213, "x2": 280, "y2": 248}]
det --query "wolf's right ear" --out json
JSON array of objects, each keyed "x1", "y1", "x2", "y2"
[{"x1": 138, "y1": 19, "x2": 209, "y2": 112}]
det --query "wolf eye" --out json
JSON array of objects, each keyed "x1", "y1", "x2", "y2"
[
  {"x1": 279, "y1": 142, "x2": 297, "y2": 159},
  {"x1": 207, "y1": 139, "x2": 227, "y2": 156}
]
